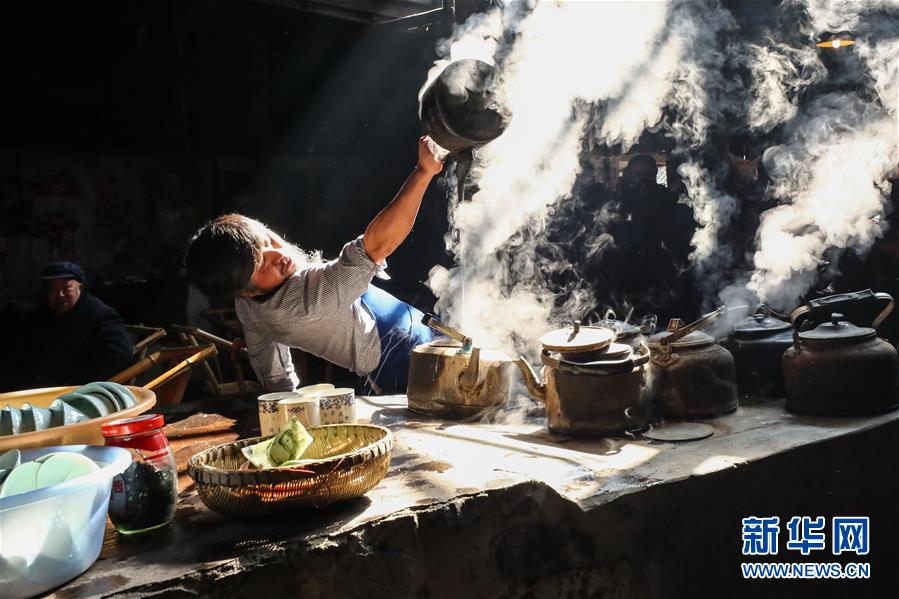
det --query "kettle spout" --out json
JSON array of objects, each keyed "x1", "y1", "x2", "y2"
[
  {"x1": 459, "y1": 347, "x2": 481, "y2": 391},
  {"x1": 514, "y1": 356, "x2": 546, "y2": 402}
]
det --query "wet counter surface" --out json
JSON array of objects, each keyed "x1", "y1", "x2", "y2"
[{"x1": 50, "y1": 396, "x2": 899, "y2": 598}]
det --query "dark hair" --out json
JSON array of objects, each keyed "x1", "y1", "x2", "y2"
[{"x1": 185, "y1": 214, "x2": 264, "y2": 297}]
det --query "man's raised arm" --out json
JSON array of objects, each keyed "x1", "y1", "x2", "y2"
[{"x1": 362, "y1": 136, "x2": 444, "y2": 263}]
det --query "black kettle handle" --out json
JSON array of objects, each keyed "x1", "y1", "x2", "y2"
[{"x1": 790, "y1": 289, "x2": 894, "y2": 331}]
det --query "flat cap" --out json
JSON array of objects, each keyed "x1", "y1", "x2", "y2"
[{"x1": 40, "y1": 261, "x2": 85, "y2": 283}]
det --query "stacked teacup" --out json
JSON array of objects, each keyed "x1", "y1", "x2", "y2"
[
  {"x1": 298, "y1": 384, "x2": 357, "y2": 425},
  {"x1": 256, "y1": 384, "x2": 356, "y2": 436}
]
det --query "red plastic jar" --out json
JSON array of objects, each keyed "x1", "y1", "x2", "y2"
[{"x1": 102, "y1": 414, "x2": 178, "y2": 534}]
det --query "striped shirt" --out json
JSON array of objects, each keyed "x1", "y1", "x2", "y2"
[{"x1": 235, "y1": 236, "x2": 384, "y2": 392}]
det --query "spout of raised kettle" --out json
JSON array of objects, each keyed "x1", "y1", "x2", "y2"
[
  {"x1": 459, "y1": 347, "x2": 481, "y2": 391},
  {"x1": 514, "y1": 356, "x2": 546, "y2": 402}
]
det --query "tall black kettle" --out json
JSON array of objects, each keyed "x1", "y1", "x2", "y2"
[
  {"x1": 419, "y1": 59, "x2": 512, "y2": 154},
  {"x1": 724, "y1": 308, "x2": 793, "y2": 400},
  {"x1": 783, "y1": 290, "x2": 899, "y2": 416}
]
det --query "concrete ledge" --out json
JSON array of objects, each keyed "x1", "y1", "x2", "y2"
[{"x1": 53, "y1": 398, "x2": 899, "y2": 598}]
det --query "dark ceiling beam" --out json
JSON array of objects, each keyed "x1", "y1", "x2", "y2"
[{"x1": 250, "y1": 0, "x2": 449, "y2": 26}]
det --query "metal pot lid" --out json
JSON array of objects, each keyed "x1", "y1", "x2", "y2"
[
  {"x1": 799, "y1": 313, "x2": 876, "y2": 344},
  {"x1": 647, "y1": 329, "x2": 715, "y2": 349},
  {"x1": 733, "y1": 313, "x2": 792, "y2": 337},
  {"x1": 597, "y1": 342, "x2": 633, "y2": 360},
  {"x1": 539, "y1": 322, "x2": 614, "y2": 353},
  {"x1": 552, "y1": 341, "x2": 633, "y2": 363}
]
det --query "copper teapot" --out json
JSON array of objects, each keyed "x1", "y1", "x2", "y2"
[
  {"x1": 783, "y1": 290, "x2": 899, "y2": 416},
  {"x1": 647, "y1": 308, "x2": 738, "y2": 419},
  {"x1": 406, "y1": 315, "x2": 515, "y2": 419},
  {"x1": 515, "y1": 321, "x2": 652, "y2": 436}
]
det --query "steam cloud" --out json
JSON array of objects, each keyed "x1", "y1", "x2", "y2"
[
  {"x1": 426, "y1": 0, "x2": 898, "y2": 354},
  {"x1": 745, "y1": 0, "x2": 899, "y2": 307}
]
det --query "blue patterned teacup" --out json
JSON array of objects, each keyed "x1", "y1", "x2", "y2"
[
  {"x1": 257, "y1": 391, "x2": 300, "y2": 436},
  {"x1": 317, "y1": 388, "x2": 356, "y2": 425}
]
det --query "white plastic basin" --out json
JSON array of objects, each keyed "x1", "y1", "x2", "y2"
[{"x1": 0, "y1": 445, "x2": 131, "y2": 598}]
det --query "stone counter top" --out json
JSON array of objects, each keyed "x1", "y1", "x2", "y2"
[{"x1": 51, "y1": 397, "x2": 899, "y2": 598}]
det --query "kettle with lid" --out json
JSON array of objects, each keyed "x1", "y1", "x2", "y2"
[
  {"x1": 647, "y1": 307, "x2": 739, "y2": 419},
  {"x1": 419, "y1": 58, "x2": 513, "y2": 203},
  {"x1": 724, "y1": 307, "x2": 793, "y2": 400},
  {"x1": 783, "y1": 290, "x2": 899, "y2": 416},
  {"x1": 419, "y1": 58, "x2": 512, "y2": 155},
  {"x1": 515, "y1": 321, "x2": 652, "y2": 436}
]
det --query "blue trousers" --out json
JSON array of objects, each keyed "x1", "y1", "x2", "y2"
[{"x1": 361, "y1": 286, "x2": 436, "y2": 394}]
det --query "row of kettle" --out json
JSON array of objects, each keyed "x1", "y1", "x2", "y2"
[
  {"x1": 513, "y1": 288, "x2": 899, "y2": 430},
  {"x1": 406, "y1": 289, "x2": 899, "y2": 438},
  {"x1": 408, "y1": 312, "x2": 739, "y2": 437},
  {"x1": 408, "y1": 310, "x2": 738, "y2": 436},
  {"x1": 726, "y1": 289, "x2": 899, "y2": 416}
]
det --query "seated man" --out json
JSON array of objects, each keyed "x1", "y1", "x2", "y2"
[
  {"x1": 10, "y1": 261, "x2": 134, "y2": 390},
  {"x1": 184, "y1": 136, "x2": 444, "y2": 394},
  {"x1": 587, "y1": 154, "x2": 699, "y2": 324}
]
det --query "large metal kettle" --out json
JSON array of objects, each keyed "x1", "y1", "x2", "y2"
[
  {"x1": 783, "y1": 290, "x2": 899, "y2": 416},
  {"x1": 420, "y1": 58, "x2": 512, "y2": 204},
  {"x1": 515, "y1": 321, "x2": 652, "y2": 436},
  {"x1": 419, "y1": 58, "x2": 511, "y2": 154},
  {"x1": 406, "y1": 314, "x2": 516, "y2": 419},
  {"x1": 647, "y1": 308, "x2": 738, "y2": 419},
  {"x1": 724, "y1": 307, "x2": 793, "y2": 400}
]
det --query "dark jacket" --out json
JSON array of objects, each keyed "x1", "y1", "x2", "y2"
[
  {"x1": 9, "y1": 292, "x2": 133, "y2": 390},
  {"x1": 581, "y1": 184, "x2": 699, "y2": 324}
]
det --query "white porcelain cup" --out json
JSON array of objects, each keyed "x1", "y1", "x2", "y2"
[
  {"x1": 297, "y1": 383, "x2": 335, "y2": 396},
  {"x1": 278, "y1": 396, "x2": 321, "y2": 429},
  {"x1": 317, "y1": 387, "x2": 356, "y2": 425},
  {"x1": 257, "y1": 391, "x2": 300, "y2": 436}
]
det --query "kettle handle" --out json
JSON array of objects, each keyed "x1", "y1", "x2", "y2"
[
  {"x1": 790, "y1": 290, "x2": 894, "y2": 331},
  {"x1": 660, "y1": 306, "x2": 725, "y2": 347},
  {"x1": 872, "y1": 293, "x2": 895, "y2": 329},
  {"x1": 757, "y1": 304, "x2": 790, "y2": 322},
  {"x1": 422, "y1": 313, "x2": 473, "y2": 350}
]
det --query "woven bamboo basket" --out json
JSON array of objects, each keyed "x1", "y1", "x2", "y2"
[{"x1": 188, "y1": 424, "x2": 393, "y2": 515}]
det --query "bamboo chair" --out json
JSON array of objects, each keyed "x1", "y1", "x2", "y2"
[
  {"x1": 126, "y1": 324, "x2": 167, "y2": 358},
  {"x1": 170, "y1": 325, "x2": 260, "y2": 396},
  {"x1": 108, "y1": 345, "x2": 217, "y2": 407}
]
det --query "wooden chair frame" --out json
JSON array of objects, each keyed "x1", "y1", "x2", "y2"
[
  {"x1": 109, "y1": 344, "x2": 217, "y2": 407},
  {"x1": 170, "y1": 325, "x2": 259, "y2": 396},
  {"x1": 125, "y1": 324, "x2": 167, "y2": 358}
]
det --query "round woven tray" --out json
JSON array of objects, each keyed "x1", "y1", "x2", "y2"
[{"x1": 188, "y1": 424, "x2": 393, "y2": 515}]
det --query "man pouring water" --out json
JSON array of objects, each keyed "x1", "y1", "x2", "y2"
[{"x1": 185, "y1": 136, "x2": 444, "y2": 394}]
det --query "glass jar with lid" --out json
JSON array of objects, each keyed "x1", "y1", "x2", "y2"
[{"x1": 101, "y1": 414, "x2": 177, "y2": 534}]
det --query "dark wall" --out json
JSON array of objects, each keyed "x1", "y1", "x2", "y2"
[{"x1": 0, "y1": 0, "x2": 451, "y2": 323}]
